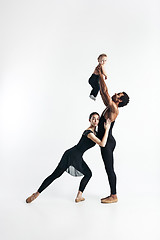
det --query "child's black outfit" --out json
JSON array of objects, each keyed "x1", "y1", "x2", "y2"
[{"x1": 88, "y1": 74, "x2": 100, "y2": 99}]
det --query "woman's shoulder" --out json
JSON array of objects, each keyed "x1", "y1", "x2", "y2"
[{"x1": 83, "y1": 129, "x2": 95, "y2": 136}]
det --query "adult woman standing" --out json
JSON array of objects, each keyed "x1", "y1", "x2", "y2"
[{"x1": 26, "y1": 112, "x2": 111, "y2": 203}]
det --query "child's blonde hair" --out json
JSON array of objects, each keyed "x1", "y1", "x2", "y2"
[{"x1": 97, "y1": 54, "x2": 107, "y2": 62}]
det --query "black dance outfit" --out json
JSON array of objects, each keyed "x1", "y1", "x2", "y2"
[
  {"x1": 38, "y1": 130, "x2": 96, "y2": 193},
  {"x1": 97, "y1": 114, "x2": 117, "y2": 195},
  {"x1": 88, "y1": 74, "x2": 100, "y2": 98}
]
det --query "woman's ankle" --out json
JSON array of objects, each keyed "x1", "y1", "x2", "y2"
[{"x1": 76, "y1": 191, "x2": 83, "y2": 198}]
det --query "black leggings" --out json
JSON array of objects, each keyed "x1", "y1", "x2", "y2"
[
  {"x1": 38, "y1": 163, "x2": 92, "y2": 193},
  {"x1": 89, "y1": 74, "x2": 100, "y2": 98},
  {"x1": 101, "y1": 144, "x2": 117, "y2": 195}
]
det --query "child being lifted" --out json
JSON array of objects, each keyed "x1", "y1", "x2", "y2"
[{"x1": 89, "y1": 53, "x2": 107, "y2": 101}]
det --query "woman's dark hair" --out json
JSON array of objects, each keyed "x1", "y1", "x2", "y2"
[
  {"x1": 89, "y1": 112, "x2": 100, "y2": 120},
  {"x1": 118, "y1": 92, "x2": 130, "y2": 107}
]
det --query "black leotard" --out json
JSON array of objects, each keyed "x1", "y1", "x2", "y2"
[{"x1": 38, "y1": 130, "x2": 96, "y2": 193}]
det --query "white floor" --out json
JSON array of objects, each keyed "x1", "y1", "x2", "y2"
[{"x1": 1, "y1": 191, "x2": 160, "y2": 240}]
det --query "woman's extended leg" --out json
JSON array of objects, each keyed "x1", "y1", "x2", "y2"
[
  {"x1": 26, "y1": 165, "x2": 66, "y2": 203},
  {"x1": 38, "y1": 165, "x2": 66, "y2": 193}
]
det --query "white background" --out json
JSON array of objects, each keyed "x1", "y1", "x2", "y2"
[{"x1": 0, "y1": 0, "x2": 160, "y2": 239}]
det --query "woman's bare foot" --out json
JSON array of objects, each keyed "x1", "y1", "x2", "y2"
[
  {"x1": 75, "y1": 191, "x2": 85, "y2": 203},
  {"x1": 75, "y1": 197, "x2": 85, "y2": 203},
  {"x1": 26, "y1": 192, "x2": 39, "y2": 203}
]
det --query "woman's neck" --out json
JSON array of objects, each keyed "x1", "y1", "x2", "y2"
[{"x1": 89, "y1": 125, "x2": 96, "y2": 132}]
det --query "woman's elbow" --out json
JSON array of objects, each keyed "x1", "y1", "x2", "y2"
[{"x1": 99, "y1": 143, "x2": 105, "y2": 147}]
